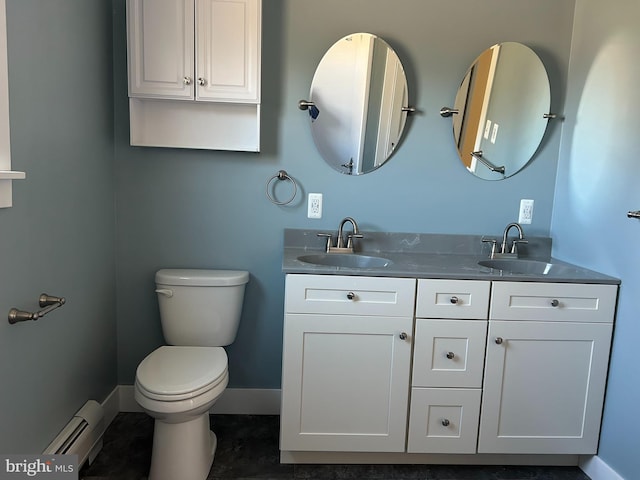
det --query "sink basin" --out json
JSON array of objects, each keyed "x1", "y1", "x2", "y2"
[
  {"x1": 297, "y1": 253, "x2": 392, "y2": 269},
  {"x1": 478, "y1": 259, "x2": 573, "y2": 275}
]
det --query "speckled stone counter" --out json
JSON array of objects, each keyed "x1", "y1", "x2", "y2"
[{"x1": 282, "y1": 229, "x2": 620, "y2": 284}]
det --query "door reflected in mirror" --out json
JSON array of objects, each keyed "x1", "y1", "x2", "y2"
[
  {"x1": 306, "y1": 33, "x2": 411, "y2": 175},
  {"x1": 451, "y1": 42, "x2": 551, "y2": 180}
]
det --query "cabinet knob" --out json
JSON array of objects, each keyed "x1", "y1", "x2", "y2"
[
  {"x1": 399, "y1": 332, "x2": 408, "y2": 340},
  {"x1": 346, "y1": 291, "x2": 355, "y2": 300},
  {"x1": 441, "y1": 419, "x2": 450, "y2": 427},
  {"x1": 550, "y1": 299, "x2": 560, "y2": 307},
  {"x1": 446, "y1": 351, "x2": 455, "y2": 359},
  {"x1": 495, "y1": 337, "x2": 504, "y2": 345},
  {"x1": 183, "y1": 76, "x2": 192, "y2": 85},
  {"x1": 198, "y1": 77, "x2": 207, "y2": 86},
  {"x1": 450, "y1": 296, "x2": 459, "y2": 304}
]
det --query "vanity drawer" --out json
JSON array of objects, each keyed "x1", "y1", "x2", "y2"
[
  {"x1": 412, "y1": 319, "x2": 487, "y2": 388},
  {"x1": 407, "y1": 387, "x2": 481, "y2": 454},
  {"x1": 416, "y1": 279, "x2": 490, "y2": 319},
  {"x1": 285, "y1": 274, "x2": 416, "y2": 317},
  {"x1": 490, "y1": 282, "x2": 617, "y2": 322}
]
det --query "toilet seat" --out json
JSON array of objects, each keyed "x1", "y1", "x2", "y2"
[{"x1": 136, "y1": 346, "x2": 228, "y2": 401}]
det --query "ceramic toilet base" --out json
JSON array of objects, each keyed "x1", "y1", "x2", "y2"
[{"x1": 148, "y1": 412, "x2": 216, "y2": 480}]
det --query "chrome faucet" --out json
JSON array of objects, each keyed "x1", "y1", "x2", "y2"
[
  {"x1": 482, "y1": 222, "x2": 528, "y2": 259},
  {"x1": 318, "y1": 217, "x2": 364, "y2": 253},
  {"x1": 500, "y1": 222, "x2": 527, "y2": 257}
]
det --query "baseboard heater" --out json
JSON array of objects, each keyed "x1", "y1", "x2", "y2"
[{"x1": 43, "y1": 400, "x2": 105, "y2": 466}]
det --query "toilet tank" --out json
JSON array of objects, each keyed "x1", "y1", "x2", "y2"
[{"x1": 155, "y1": 269, "x2": 249, "y2": 347}]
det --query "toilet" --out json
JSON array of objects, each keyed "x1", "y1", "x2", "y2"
[{"x1": 134, "y1": 268, "x2": 249, "y2": 480}]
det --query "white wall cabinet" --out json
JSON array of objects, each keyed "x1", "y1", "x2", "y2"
[
  {"x1": 281, "y1": 275, "x2": 617, "y2": 462},
  {"x1": 280, "y1": 275, "x2": 415, "y2": 452},
  {"x1": 126, "y1": 0, "x2": 261, "y2": 150}
]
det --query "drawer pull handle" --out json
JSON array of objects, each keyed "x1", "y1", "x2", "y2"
[
  {"x1": 550, "y1": 299, "x2": 560, "y2": 307},
  {"x1": 450, "y1": 296, "x2": 459, "y2": 304},
  {"x1": 441, "y1": 419, "x2": 450, "y2": 427},
  {"x1": 446, "y1": 351, "x2": 455, "y2": 359},
  {"x1": 346, "y1": 292, "x2": 355, "y2": 300},
  {"x1": 399, "y1": 332, "x2": 408, "y2": 340},
  {"x1": 495, "y1": 337, "x2": 504, "y2": 345}
]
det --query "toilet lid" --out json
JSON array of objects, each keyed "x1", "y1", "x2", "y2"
[{"x1": 136, "y1": 346, "x2": 227, "y2": 396}]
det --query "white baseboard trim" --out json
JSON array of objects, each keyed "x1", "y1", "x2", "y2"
[
  {"x1": 118, "y1": 385, "x2": 141, "y2": 413},
  {"x1": 579, "y1": 455, "x2": 625, "y2": 480},
  {"x1": 116, "y1": 385, "x2": 281, "y2": 415},
  {"x1": 101, "y1": 386, "x2": 120, "y2": 427}
]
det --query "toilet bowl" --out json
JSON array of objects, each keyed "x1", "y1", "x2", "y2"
[
  {"x1": 134, "y1": 269, "x2": 249, "y2": 480},
  {"x1": 135, "y1": 346, "x2": 229, "y2": 480}
]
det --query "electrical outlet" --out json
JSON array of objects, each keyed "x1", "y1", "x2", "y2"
[
  {"x1": 519, "y1": 199, "x2": 534, "y2": 224},
  {"x1": 308, "y1": 193, "x2": 322, "y2": 219}
]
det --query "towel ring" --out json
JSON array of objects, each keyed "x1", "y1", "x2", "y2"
[{"x1": 266, "y1": 170, "x2": 298, "y2": 205}]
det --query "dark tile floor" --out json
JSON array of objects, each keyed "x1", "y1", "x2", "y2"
[{"x1": 81, "y1": 413, "x2": 591, "y2": 480}]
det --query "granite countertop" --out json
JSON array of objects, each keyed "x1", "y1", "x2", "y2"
[{"x1": 282, "y1": 229, "x2": 620, "y2": 285}]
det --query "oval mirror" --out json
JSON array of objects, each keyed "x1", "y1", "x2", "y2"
[
  {"x1": 305, "y1": 33, "x2": 410, "y2": 175},
  {"x1": 449, "y1": 42, "x2": 551, "y2": 180}
]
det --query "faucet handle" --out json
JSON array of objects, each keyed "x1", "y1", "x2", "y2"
[
  {"x1": 317, "y1": 232, "x2": 333, "y2": 252},
  {"x1": 345, "y1": 233, "x2": 364, "y2": 250},
  {"x1": 510, "y1": 238, "x2": 529, "y2": 254},
  {"x1": 481, "y1": 237, "x2": 498, "y2": 258}
]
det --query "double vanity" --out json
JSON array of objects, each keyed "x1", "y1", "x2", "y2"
[{"x1": 280, "y1": 224, "x2": 619, "y2": 465}]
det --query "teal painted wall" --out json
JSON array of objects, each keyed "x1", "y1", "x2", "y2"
[
  {"x1": 112, "y1": 0, "x2": 576, "y2": 387},
  {"x1": 0, "y1": 0, "x2": 116, "y2": 453},
  {"x1": 553, "y1": 0, "x2": 640, "y2": 477}
]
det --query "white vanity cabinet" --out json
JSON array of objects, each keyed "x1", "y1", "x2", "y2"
[
  {"x1": 126, "y1": 0, "x2": 261, "y2": 150},
  {"x1": 280, "y1": 274, "x2": 416, "y2": 452},
  {"x1": 280, "y1": 273, "x2": 617, "y2": 462},
  {"x1": 407, "y1": 279, "x2": 489, "y2": 454},
  {"x1": 478, "y1": 282, "x2": 617, "y2": 454}
]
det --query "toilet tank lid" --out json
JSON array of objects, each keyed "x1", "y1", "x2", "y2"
[{"x1": 155, "y1": 269, "x2": 249, "y2": 286}]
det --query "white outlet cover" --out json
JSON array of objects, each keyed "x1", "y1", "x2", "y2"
[
  {"x1": 308, "y1": 193, "x2": 322, "y2": 219},
  {"x1": 519, "y1": 199, "x2": 534, "y2": 224}
]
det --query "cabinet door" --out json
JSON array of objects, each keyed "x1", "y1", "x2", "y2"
[
  {"x1": 280, "y1": 313, "x2": 412, "y2": 452},
  {"x1": 196, "y1": 0, "x2": 261, "y2": 102},
  {"x1": 127, "y1": 0, "x2": 195, "y2": 99},
  {"x1": 478, "y1": 320, "x2": 613, "y2": 454}
]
